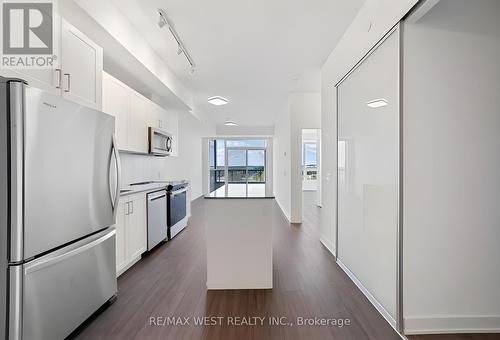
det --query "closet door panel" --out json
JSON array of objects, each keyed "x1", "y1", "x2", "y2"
[{"x1": 337, "y1": 28, "x2": 400, "y2": 322}]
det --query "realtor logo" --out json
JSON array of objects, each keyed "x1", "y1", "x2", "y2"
[
  {"x1": 1, "y1": 1, "x2": 57, "y2": 69},
  {"x1": 3, "y1": 2, "x2": 53, "y2": 54}
]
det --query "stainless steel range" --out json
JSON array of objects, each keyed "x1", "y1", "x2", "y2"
[{"x1": 167, "y1": 182, "x2": 188, "y2": 239}]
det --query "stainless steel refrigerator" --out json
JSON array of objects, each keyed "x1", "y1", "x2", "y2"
[{"x1": 0, "y1": 77, "x2": 121, "y2": 339}]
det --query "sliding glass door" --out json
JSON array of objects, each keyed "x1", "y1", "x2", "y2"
[
  {"x1": 207, "y1": 139, "x2": 268, "y2": 198},
  {"x1": 225, "y1": 147, "x2": 266, "y2": 197}
]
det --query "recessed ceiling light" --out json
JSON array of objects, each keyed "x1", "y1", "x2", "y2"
[
  {"x1": 224, "y1": 119, "x2": 238, "y2": 126},
  {"x1": 208, "y1": 96, "x2": 229, "y2": 106},
  {"x1": 366, "y1": 99, "x2": 388, "y2": 108}
]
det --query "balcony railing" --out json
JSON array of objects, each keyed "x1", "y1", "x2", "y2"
[{"x1": 210, "y1": 166, "x2": 265, "y2": 184}]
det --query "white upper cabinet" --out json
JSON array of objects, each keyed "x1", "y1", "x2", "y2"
[
  {"x1": 61, "y1": 20, "x2": 103, "y2": 110},
  {"x1": 128, "y1": 92, "x2": 149, "y2": 154},
  {"x1": 103, "y1": 72, "x2": 149, "y2": 153},
  {"x1": 147, "y1": 101, "x2": 165, "y2": 130},
  {"x1": 102, "y1": 72, "x2": 129, "y2": 148},
  {"x1": 0, "y1": 17, "x2": 103, "y2": 110},
  {"x1": 102, "y1": 72, "x2": 179, "y2": 156}
]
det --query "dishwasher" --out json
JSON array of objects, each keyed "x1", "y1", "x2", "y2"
[{"x1": 147, "y1": 190, "x2": 168, "y2": 251}]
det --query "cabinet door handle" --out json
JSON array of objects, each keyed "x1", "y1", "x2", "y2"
[
  {"x1": 64, "y1": 73, "x2": 70, "y2": 92},
  {"x1": 126, "y1": 202, "x2": 130, "y2": 215},
  {"x1": 130, "y1": 201, "x2": 134, "y2": 214},
  {"x1": 55, "y1": 69, "x2": 62, "y2": 89}
]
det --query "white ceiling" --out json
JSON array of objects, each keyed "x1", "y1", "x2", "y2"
[{"x1": 111, "y1": 0, "x2": 365, "y2": 126}]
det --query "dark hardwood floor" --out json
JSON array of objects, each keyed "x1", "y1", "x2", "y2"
[{"x1": 71, "y1": 192, "x2": 497, "y2": 340}]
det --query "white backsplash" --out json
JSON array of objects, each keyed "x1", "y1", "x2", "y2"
[{"x1": 120, "y1": 153, "x2": 167, "y2": 185}]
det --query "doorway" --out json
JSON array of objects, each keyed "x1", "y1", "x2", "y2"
[{"x1": 301, "y1": 129, "x2": 321, "y2": 206}]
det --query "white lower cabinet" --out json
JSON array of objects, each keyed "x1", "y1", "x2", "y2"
[
  {"x1": 115, "y1": 194, "x2": 147, "y2": 277},
  {"x1": 115, "y1": 202, "x2": 128, "y2": 273}
]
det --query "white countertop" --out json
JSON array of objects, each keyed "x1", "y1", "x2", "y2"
[{"x1": 120, "y1": 180, "x2": 189, "y2": 197}]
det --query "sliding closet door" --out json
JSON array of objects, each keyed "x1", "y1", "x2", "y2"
[{"x1": 337, "y1": 28, "x2": 400, "y2": 323}]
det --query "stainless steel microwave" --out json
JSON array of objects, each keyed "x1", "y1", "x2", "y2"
[{"x1": 148, "y1": 127, "x2": 173, "y2": 156}]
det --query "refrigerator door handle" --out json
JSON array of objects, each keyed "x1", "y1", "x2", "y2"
[
  {"x1": 9, "y1": 80, "x2": 25, "y2": 263},
  {"x1": 109, "y1": 134, "x2": 121, "y2": 217},
  {"x1": 24, "y1": 228, "x2": 116, "y2": 275}
]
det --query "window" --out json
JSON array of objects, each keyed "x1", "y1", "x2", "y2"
[
  {"x1": 208, "y1": 138, "x2": 267, "y2": 197},
  {"x1": 303, "y1": 142, "x2": 317, "y2": 180}
]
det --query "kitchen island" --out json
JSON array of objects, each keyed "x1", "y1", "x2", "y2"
[{"x1": 204, "y1": 197, "x2": 275, "y2": 290}]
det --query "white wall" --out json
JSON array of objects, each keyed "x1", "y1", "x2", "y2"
[
  {"x1": 72, "y1": 0, "x2": 193, "y2": 110},
  {"x1": 290, "y1": 93, "x2": 321, "y2": 222},
  {"x1": 320, "y1": 0, "x2": 418, "y2": 256},
  {"x1": 273, "y1": 101, "x2": 292, "y2": 220},
  {"x1": 121, "y1": 109, "x2": 215, "y2": 200},
  {"x1": 274, "y1": 93, "x2": 321, "y2": 222},
  {"x1": 403, "y1": 0, "x2": 500, "y2": 333},
  {"x1": 215, "y1": 125, "x2": 274, "y2": 136}
]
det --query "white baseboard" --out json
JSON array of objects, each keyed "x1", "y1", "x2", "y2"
[
  {"x1": 404, "y1": 315, "x2": 500, "y2": 335},
  {"x1": 337, "y1": 259, "x2": 397, "y2": 329},
  {"x1": 274, "y1": 197, "x2": 291, "y2": 222},
  {"x1": 320, "y1": 237, "x2": 335, "y2": 256}
]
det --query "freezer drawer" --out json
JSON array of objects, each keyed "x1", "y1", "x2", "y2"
[{"x1": 17, "y1": 228, "x2": 117, "y2": 340}]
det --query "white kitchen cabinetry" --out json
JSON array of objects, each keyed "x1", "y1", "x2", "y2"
[
  {"x1": 126, "y1": 195, "x2": 147, "y2": 260},
  {"x1": 115, "y1": 202, "x2": 128, "y2": 273},
  {"x1": 102, "y1": 72, "x2": 129, "y2": 148},
  {"x1": 148, "y1": 101, "x2": 168, "y2": 130},
  {"x1": 115, "y1": 194, "x2": 147, "y2": 277},
  {"x1": 0, "y1": 19, "x2": 103, "y2": 109},
  {"x1": 102, "y1": 72, "x2": 179, "y2": 155},
  {"x1": 102, "y1": 72, "x2": 149, "y2": 153},
  {"x1": 60, "y1": 20, "x2": 103, "y2": 109},
  {"x1": 128, "y1": 92, "x2": 149, "y2": 154}
]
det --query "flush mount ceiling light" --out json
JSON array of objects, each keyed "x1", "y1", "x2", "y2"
[
  {"x1": 208, "y1": 96, "x2": 229, "y2": 106},
  {"x1": 224, "y1": 119, "x2": 238, "y2": 126},
  {"x1": 158, "y1": 9, "x2": 196, "y2": 75},
  {"x1": 366, "y1": 98, "x2": 389, "y2": 108}
]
